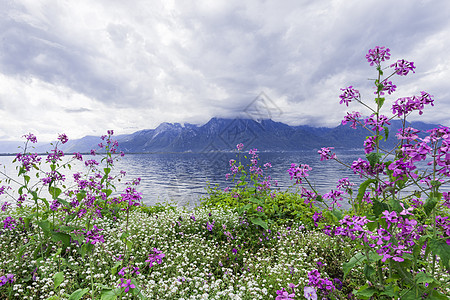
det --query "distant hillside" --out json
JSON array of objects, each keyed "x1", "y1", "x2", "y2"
[{"x1": 0, "y1": 118, "x2": 443, "y2": 154}]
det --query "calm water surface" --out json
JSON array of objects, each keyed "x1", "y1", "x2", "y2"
[{"x1": 1, "y1": 150, "x2": 366, "y2": 208}]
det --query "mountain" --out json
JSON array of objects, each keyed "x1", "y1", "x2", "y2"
[{"x1": 0, "y1": 118, "x2": 444, "y2": 154}]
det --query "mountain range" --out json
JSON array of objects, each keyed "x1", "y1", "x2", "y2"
[{"x1": 0, "y1": 117, "x2": 442, "y2": 154}]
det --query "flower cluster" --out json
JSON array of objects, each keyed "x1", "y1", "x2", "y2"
[
  {"x1": 287, "y1": 163, "x2": 312, "y2": 184},
  {"x1": 145, "y1": 248, "x2": 165, "y2": 268},
  {"x1": 318, "y1": 147, "x2": 336, "y2": 161},
  {"x1": 0, "y1": 273, "x2": 15, "y2": 287},
  {"x1": 341, "y1": 111, "x2": 361, "y2": 129},
  {"x1": 339, "y1": 86, "x2": 360, "y2": 106},
  {"x1": 392, "y1": 91, "x2": 434, "y2": 117},
  {"x1": 225, "y1": 144, "x2": 276, "y2": 194},
  {"x1": 365, "y1": 46, "x2": 391, "y2": 66},
  {"x1": 390, "y1": 59, "x2": 416, "y2": 76},
  {"x1": 2, "y1": 216, "x2": 16, "y2": 230},
  {"x1": 305, "y1": 269, "x2": 336, "y2": 297}
]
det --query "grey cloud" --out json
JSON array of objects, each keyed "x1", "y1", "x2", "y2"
[
  {"x1": 64, "y1": 107, "x2": 92, "y2": 113},
  {"x1": 1, "y1": 0, "x2": 450, "y2": 141}
]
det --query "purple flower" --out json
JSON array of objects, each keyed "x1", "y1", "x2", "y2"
[
  {"x1": 73, "y1": 152, "x2": 83, "y2": 160},
  {"x1": 23, "y1": 133, "x2": 37, "y2": 143},
  {"x1": 0, "y1": 273, "x2": 15, "y2": 287},
  {"x1": 121, "y1": 186, "x2": 142, "y2": 207},
  {"x1": 275, "y1": 288, "x2": 295, "y2": 300},
  {"x1": 46, "y1": 149, "x2": 64, "y2": 162},
  {"x1": 392, "y1": 92, "x2": 433, "y2": 117},
  {"x1": 342, "y1": 111, "x2": 361, "y2": 129},
  {"x1": 443, "y1": 192, "x2": 450, "y2": 209},
  {"x1": 318, "y1": 147, "x2": 336, "y2": 161},
  {"x1": 396, "y1": 127, "x2": 420, "y2": 142},
  {"x1": 84, "y1": 225, "x2": 105, "y2": 244},
  {"x1": 206, "y1": 220, "x2": 215, "y2": 231},
  {"x1": 381, "y1": 210, "x2": 398, "y2": 229},
  {"x1": 3, "y1": 216, "x2": 16, "y2": 230},
  {"x1": 363, "y1": 136, "x2": 377, "y2": 154},
  {"x1": 304, "y1": 286, "x2": 317, "y2": 300},
  {"x1": 15, "y1": 153, "x2": 42, "y2": 171},
  {"x1": 391, "y1": 59, "x2": 416, "y2": 76},
  {"x1": 236, "y1": 143, "x2": 244, "y2": 151},
  {"x1": 146, "y1": 248, "x2": 165, "y2": 268},
  {"x1": 58, "y1": 133, "x2": 68, "y2": 144},
  {"x1": 336, "y1": 177, "x2": 355, "y2": 191},
  {"x1": 312, "y1": 212, "x2": 323, "y2": 227},
  {"x1": 366, "y1": 46, "x2": 391, "y2": 66},
  {"x1": 334, "y1": 278, "x2": 343, "y2": 290},
  {"x1": 364, "y1": 114, "x2": 391, "y2": 132},
  {"x1": 1, "y1": 201, "x2": 11, "y2": 212},
  {"x1": 375, "y1": 80, "x2": 396, "y2": 95},
  {"x1": 287, "y1": 163, "x2": 312, "y2": 184},
  {"x1": 339, "y1": 86, "x2": 360, "y2": 106},
  {"x1": 119, "y1": 278, "x2": 135, "y2": 293}
]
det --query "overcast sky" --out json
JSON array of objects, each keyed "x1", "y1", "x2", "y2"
[{"x1": 1, "y1": 0, "x2": 449, "y2": 142}]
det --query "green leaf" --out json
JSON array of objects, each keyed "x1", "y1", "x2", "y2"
[
  {"x1": 372, "y1": 199, "x2": 389, "y2": 218},
  {"x1": 37, "y1": 220, "x2": 52, "y2": 236},
  {"x1": 80, "y1": 243, "x2": 94, "y2": 257},
  {"x1": 126, "y1": 240, "x2": 133, "y2": 249},
  {"x1": 40, "y1": 197, "x2": 50, "y2": 209},
  {"x1": 24, "y1": 175, "x2": 31, "y2": 185},
  {"x1": 56, "y1": 198, "x2": 71, "y2": 208},
  {"x1": 76, "y1": 191, "x2": 86, "y2": 202},
  {"x1": 120, "y1": 232, "x2": 129, "y2": 241},
  {"x1": 380, "y1": 285, "x2": 396, "y2": 297},
  {"x1": 399, "y1": 290, "x2": 419, "y2": 300},
  {"x1": 49, "y1": 186, "x2": 62, "y2": 199},
  {"x1": 130, "y1": 278, "x2": 145, "y2": 299},
  {"x1": 355, "y1": 179, "x2": 376, "y2": 208},
  {"x1": 331, "y1": 209, "x2": 343, "y2": 221},
  {"x1": 30, "y1": 190, "x2": 39, "y2": 200},
  {"x1": 249, "y1": 217, "x2": 268, "y2": 230},
  {"x1": 51, "y1": 232, "x2": 71, "y2": 248},
  {"x1": 415, "y1": 272, "x2": 435, "y2": 284},
  {"x1": 100, "y1": 288, "x2": 119, "y2": 300},
  {"x1": 429, "y1": 238, "x2": 450, "y2": 269},
  {"x1": 424, "y1": 196, "x2": 438, "y2": 216},
  {"x1": 375, "y1": 97, "x2": 385, "y2": 108},
  {"x1": 363, "y1": 264, "x2": 375, "y2": 280},
  {"x1": 356, "y1": 285, "x2": 378, "y2": 299},
  {"x1": 68, "y1": 288, "x2": 90, "y2": 300},
  {"x1": 249, "y1": 197, "x2": 263, "y2": 205},
  {"x1": 368, "y1": 251, "x2": 382, "y2": 262},
  {"x1": 388, "y1": 198, "x2": 403, "y2": 213},
  {"x1": 366, "y1": 152, "x2": 383, "y2": 168},
  {"x1": 343, "y1": 252, "x2": 366, "y2": 278},
  {"x1": 429, "y1": 289, "x2": 450, "y2": 300},
  {"x1": 383, "y1": 126, "x2": 389, "y2": 141},
  {"x1": 104, "y1": 167, "x2": 111, "y2": 176},
  {"x1": 111, "y1": 261, "x2": 122, "y2": 276},
  {"x1": 53, "y1": 271, "x2": 64, "y2": 289}
]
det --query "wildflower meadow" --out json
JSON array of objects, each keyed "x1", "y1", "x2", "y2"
[{"x1": 1, "y1": 46, "x2": 449, "y2": 299}]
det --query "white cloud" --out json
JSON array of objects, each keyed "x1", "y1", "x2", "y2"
[{"x1": 1, "y1": 0, "x2": 450, "y2": 141}]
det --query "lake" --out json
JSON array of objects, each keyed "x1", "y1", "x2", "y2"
[{"x1": 1, "y1": 149, "x2": 368, "y2": 208}]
